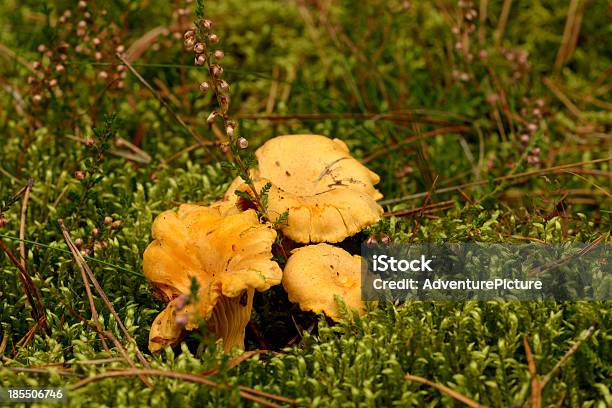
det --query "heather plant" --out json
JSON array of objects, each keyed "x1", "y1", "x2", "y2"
[{"x1": 0, "y1": 0, "x2": 610, "y2": 407}]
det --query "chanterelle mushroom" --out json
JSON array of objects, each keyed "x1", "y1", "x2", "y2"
[
  {"x1": 226, "y1": 134, "x2": 383, "y2": 243},
  {"x1": 143, "y1": 203, "x2": 282, "y2": 352},
  {"x1": 282, "y1": 243, "x2": 365, "y2": 321}
]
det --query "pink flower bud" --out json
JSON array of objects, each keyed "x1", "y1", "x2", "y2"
[
  {"x1": 219, "y1": 96, "x2": 229, "y2": 112},
  {"x1": 175, "y1": 314, "x2": 188, "y2": 326},
  {"x1": 37, "y1": 44, "x2": 46, "y2": 53},
  {"x1": 212, "y1": 64, "x2": 223, "y2": 77},
  {"x1": 75, "y1": 170, "x2": 85, "y2": 180},
  {"x1": 226, "y1": 126, "x2": 234, "y2": 137},
  {"x1": 238, "y1": 137, "x2": 248, "y2": 149},
  {"x1": 93, "y1": 37, "x2": 101, "y2": 46},
  {"x1": 78, "y1": 20, "x2": 87, "y2": 29},
  {"x1": 32, "y1": 94, "x2": 42, "y2": 103},
  {"x1": 78, "y1": 1, "x2": 87, "y2": 10},
  {"x1": 174, "y1": 293, "x2": 189, "y2": 311},
  {"x1": 203, "y1": 19, "x2": 213, "y2": 30},
  {"x1": 94, "y1": 51, "x2": 103, "y2": 61},
  {"x1": 92, "y1": 228, "x2": 99, "y2": 237},
  {"x1": 32, "y1": 61, "x2": 41, "y2": 70},
  {"x1": 214, "y1": 50, "x2": 224, "y2": 60},
  {"x1": 0, "y1": 216, "x2": 8, "y2": 228},
  {"x1": 218, "y1": 80, "x2": 230, "y2": 92},
  {"x1": 48, "y1": 79, "x2": 58, "y2": 87},
  {"x1": 193, "y1": 43, "x2": 205, "y2": 53},
  {"x1": 206, "y1": 111, "x2": 218, "y2": 123},
  {"x1": 195, "y1": 54, "x2": 206, "y2": 65},
  {"x1": 98, "y1": 70, "x2": 108, "y2": 79},
  {"x1": 55, "y1": 64, "x2": 65, "y2": 73},
  {"x1": 75, "y1": 238, "x2": 84, "y2": 247},
  {"x1": 199, "y1": 81, "x2": 210, "y2": 92},
  {"x1": 104, "y1": 216, "x2": 113, "y2": 225},
  {"x1": 184, "y1": 30, "x2": 195, "y2": 40},
  {"x1": 208, "y1": 34, "x2": 219, "y2": 44},
  {"x1": 116, "y1": 45, "x2": 125, "y2": 53},
  {"x1": 184, "y1": 36, "x2": 195, "y2": 48}
]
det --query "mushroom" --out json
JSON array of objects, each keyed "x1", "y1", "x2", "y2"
[
  {"x1": 226, "y1": 134, "x2": 384, "y2": 243},
  {"x1": 282, "y1": 243, "x2": 365, "y2": 321},
  {"x1": 143, "y1": 203, "x2": 282, "y2": 352}
]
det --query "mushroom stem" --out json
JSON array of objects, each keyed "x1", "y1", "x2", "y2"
[{"x1": 208, "y1": 288, "x2": 254, "y2": 351}]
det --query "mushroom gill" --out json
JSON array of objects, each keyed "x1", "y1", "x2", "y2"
[{"x1": 143, "y1": 203, "x2": 282, "y2": 352}]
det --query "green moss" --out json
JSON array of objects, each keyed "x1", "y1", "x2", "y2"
[{"x1": 0, "y1": 0, "x2": 610, "y2": 406}]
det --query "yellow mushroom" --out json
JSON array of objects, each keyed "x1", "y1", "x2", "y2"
[
  {"x1": 282, "y1": 243, "x2": 365, "y2": 321},
  {"x1": 143, "y1": 203, "x2": 282, "y2": 352},
  {"x1": 225, "y1": 134, "x2": 384, "y2": 243}
]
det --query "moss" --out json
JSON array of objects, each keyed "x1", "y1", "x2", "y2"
[{"x1": 0, "y1": 0, "x2": 610, "y2": 406}]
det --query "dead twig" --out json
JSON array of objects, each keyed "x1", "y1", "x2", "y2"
[
  {"x1": 70, "y1": 368, "x2": 296, "y2": 408},
  {"x1": 0, "y1": 240, "x2": 47, "y2": 332},
  {"x1": 201, "y1": 350, "x2": 263, "y2": 377},
  {"x1": 0, "y1": 331, "x2": 8, "y2": 355},
  {"x1": 59, "y1": 220, "x2": 150, "y2": 369},
  {"x1": 494, "y1": 0, "x2": 512, "y2": 46},
  {"x1": 19, "y1": 178, "x2": 33, "y2": 268},
  {"x1": 381, "y1": 157, "x2": 612, "y2": 205},
  {"x1": 543, "y1": 77, "x2": 582, "y2": 118},
  {"x1": 404, "y1": 373, "x2": 485, "y2": 408},
  {"x1": 62, "y1": 225, "x2": 110, "y2": 353},
  {"x1": 363, "y1": 125, "x2": 470, "y2": 164},
  {"x1": 384, "y1": 200, "x2": 454, "y2": 218},
  {"x1": 523, "y1": 336, "x2": 541, "y2": 408},
  {"x1": 540, "y1": 325, "x2": 596, "y2": 388},
  {"x1": 409, "y1": 175, "x2": 439, "y2": 242}
]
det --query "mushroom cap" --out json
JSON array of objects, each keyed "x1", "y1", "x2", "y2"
[
  {"x1": 282, "y1": 243, "x2": 365, "y2": 321},
  {"x1": 224, "y1": 134, "x2": 384, "y2": 243},
  {"x1": 143, "y1": 204, "x2": 282, "y2": 351},
  {"x1": 228, "y1": 177, "x2": 382, "y2": 243},
  {"x1": 256, "y1": 134, "x2": 382, "y2": 200}
]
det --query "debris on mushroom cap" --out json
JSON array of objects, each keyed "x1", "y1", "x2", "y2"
[
  {"x1": 224, "y1": 134, "x2": 384, "y2": 243},
  {"x1": 256, "y1": 135, "x2": 382, "y2": 200},
  {"x1": 143, "y1": 204, "x2": 282, "y2": 352},
  {"x1": 282, "y1": 243, "x2": 365, "y2": 321},
  {"x1": 228, "y1": 177, "x2": 382, "y2": 243}
]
